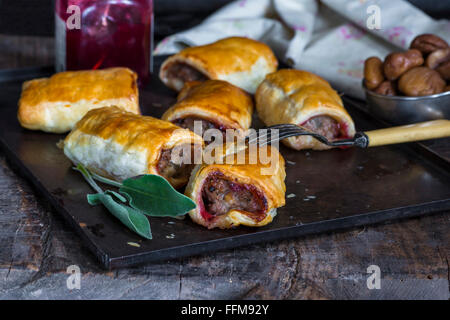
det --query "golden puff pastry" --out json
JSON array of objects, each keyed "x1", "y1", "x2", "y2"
[
  {"x1": 162, "y1": 80, "x2": 253, "y2": 139},
  {"x1": 185, "y1": 144, "x2": 286, "y2": 229},
  {"x1": 159, "y1": 37, "x2": 278, "y2": 94},
  {"x1": 64, "y1": 106, "x2": 203, "y2": 188},
  {"x1": 18, "y1": 67, "x2": 140, "y2": 133},
  {"x1": 255, "y1": 69, "x2": 356, "y2": 150}
]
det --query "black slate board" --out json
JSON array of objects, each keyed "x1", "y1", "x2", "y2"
[{"x1": 1, "y1": 59, "x2": 450, "y2": 269}]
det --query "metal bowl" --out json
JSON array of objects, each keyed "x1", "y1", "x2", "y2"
[{"x1": 362, "y1": 81, "x2": 450, "y2": 125}]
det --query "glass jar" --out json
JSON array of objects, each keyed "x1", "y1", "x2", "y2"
[{"x1": 55, "y1": 0, "x2": 153, "y2": 86}]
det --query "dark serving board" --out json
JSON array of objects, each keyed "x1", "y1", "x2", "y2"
[{"x1": 1, "y1": 58, "x2": 449, "y2": 269}]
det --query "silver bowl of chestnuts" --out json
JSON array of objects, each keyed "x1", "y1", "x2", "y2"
[{"x1": 363, "y1": 34, "x2": 450, "y2": 126}]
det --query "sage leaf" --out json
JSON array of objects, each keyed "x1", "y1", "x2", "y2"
[
  {"x1": 119, "y1": 175, "x2": 196, "y2": 217},
  {"x1": 87, "y1": 193, "x2": 152, "y2": 239},
  {"x1": 74, "y1": 164, "x2": 193, "y2": 239},
  {"x1": 105, "y1": 190, "x2": 128, "y2": 203},
  {"x1": 89, "y1": 171, "x2": 196, "y2": 217},
  {"x1": 75, "y1": 164, "x2": 103, "y2": 194}
]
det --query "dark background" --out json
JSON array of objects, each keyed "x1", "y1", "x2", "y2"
[
  {"x1": 0, "y1": 0, "x2": 449, "y2": 41},
  {"x1": 0, "y1": 0, "x2": 449, "y2": 300}
]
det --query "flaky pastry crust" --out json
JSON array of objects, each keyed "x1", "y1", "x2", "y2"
[
  {"x1": 255, "y1": 69, "x2": 356, "y2": 150},
  {"x1": 159, "y1": 37, "x2": 278, "y2": 93},
  {"x1": 185, "y1": 145, "x2": 286, "y2": 229},
  {"x1": 64, "y1": 106, "x2": 203, "y2": 188},
  {"x1": 18, "y1": 67, "x2": 140, "y2": 133},
  {"x1": 162, "y1": 80, "x2": 253, "y2": 132}
]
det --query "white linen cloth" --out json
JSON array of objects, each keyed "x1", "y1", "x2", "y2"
[{"x1": 154, "y1": 0, "x2": 450, "y2": 99}]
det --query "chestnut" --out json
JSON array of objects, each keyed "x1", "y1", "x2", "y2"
[
  {"x1": 436, "y1": 60, "x2": 450, "y2": 81},
  {"x1": 425, "y1": 48, "x2": 450, "y2": 69},
  {"x1": 364, "y1": 57, "x2": 385, "y2": 90},
  {"x1": 383, "y1": 49, "x2": 424, "y2": 81},
  {"x1": 410, "y1": 34, "x2": 449, "y2": 55},
  {"x1": 398, "y1": 67, "x2": 445, "y2": 96},
  {"x1": 373, "y1": 80, "x2": 397, "y2": 96}
]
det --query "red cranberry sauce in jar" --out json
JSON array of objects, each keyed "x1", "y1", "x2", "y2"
[{"x1": 55, "y1": 0, "x2": 153, "y2": 86}]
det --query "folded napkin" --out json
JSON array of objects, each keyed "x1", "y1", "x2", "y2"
[{"x1": 155, "y1": 0, "x2": 450, "y2": 99}]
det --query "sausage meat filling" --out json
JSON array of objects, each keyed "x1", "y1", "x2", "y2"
[
  {"x1": 166, "y1": 63, "x2": 208, "y2": 83},
  {"x1": 173, "y1": 117, "x2": 227, "y2": 144},
  {"x1": 157, "y1": 144, "x2": 197, "y2": 186},
  {"x1": 201, "y1": 172, "x2": 267, "y2": 220},
  {"x1": 174, "y1": 117, "x2": 221, "y2": 134},
  {"x1": 301, "y1": 116, "x2": 341, "y2": 140}
]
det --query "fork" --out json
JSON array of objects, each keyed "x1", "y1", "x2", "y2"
[{"x1": 247, "y1": 120, "x2": 450, "y2": 148}]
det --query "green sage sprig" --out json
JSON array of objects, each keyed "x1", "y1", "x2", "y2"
[{"x1": 74, "y1": 164, "x2": 196, "y2": 239}]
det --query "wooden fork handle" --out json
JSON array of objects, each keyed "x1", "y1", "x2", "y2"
[{"x1": 364, "y1": 120, "x2": 450, "y2": 147}]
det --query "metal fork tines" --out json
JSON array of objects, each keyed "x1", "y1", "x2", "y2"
[{"x1": 246, "y1": 124, "x2": 358, "y2": 147}]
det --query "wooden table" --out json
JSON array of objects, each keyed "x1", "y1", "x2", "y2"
[{"x1": 0, "y1": 35, "x2": 449, "y2": 300}]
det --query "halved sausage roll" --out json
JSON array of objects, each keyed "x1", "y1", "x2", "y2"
[
  {"x1": 255, "y1": 69, "x2": 356, "y2": 150},
  {"x1": 162, "y1": 80, "x2": 253, "y2": 141},
  {"x1": 159, "y1": 37, "x2": 278, "y2": 94},
  {"x1": 18, "y1": 67, "x2": 140, "y2": 133},
  {"x1": 185, "y1": 145, "x2": 286, "y2": 229},
  {"x1": 63, "y1": 106, "x2": 203, "y2": 188}
]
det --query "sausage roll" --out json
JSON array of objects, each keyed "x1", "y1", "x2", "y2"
[
  {"x1": 255, "y1": 69, "x2": 356, "y2": 150},
  {"x1": 185, "y1": 145, "x2": 286, "y2": 229},
  {"x1": 18, "y1": 67, "x2": 140, "y2": 133},
  {"x1": 159, "y1": 37, "x2": 278, "y2": 94},
  {"x1": 162, "y1": 80, "x2": 253, "y2": 140},
  {"x1": 63, "y1": 106, "x2": 203, "y2": 188}
]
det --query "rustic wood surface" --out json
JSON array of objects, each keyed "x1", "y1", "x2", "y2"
[{"x1": 0, "y1": 35, "x2": 449, "y2": 300}]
